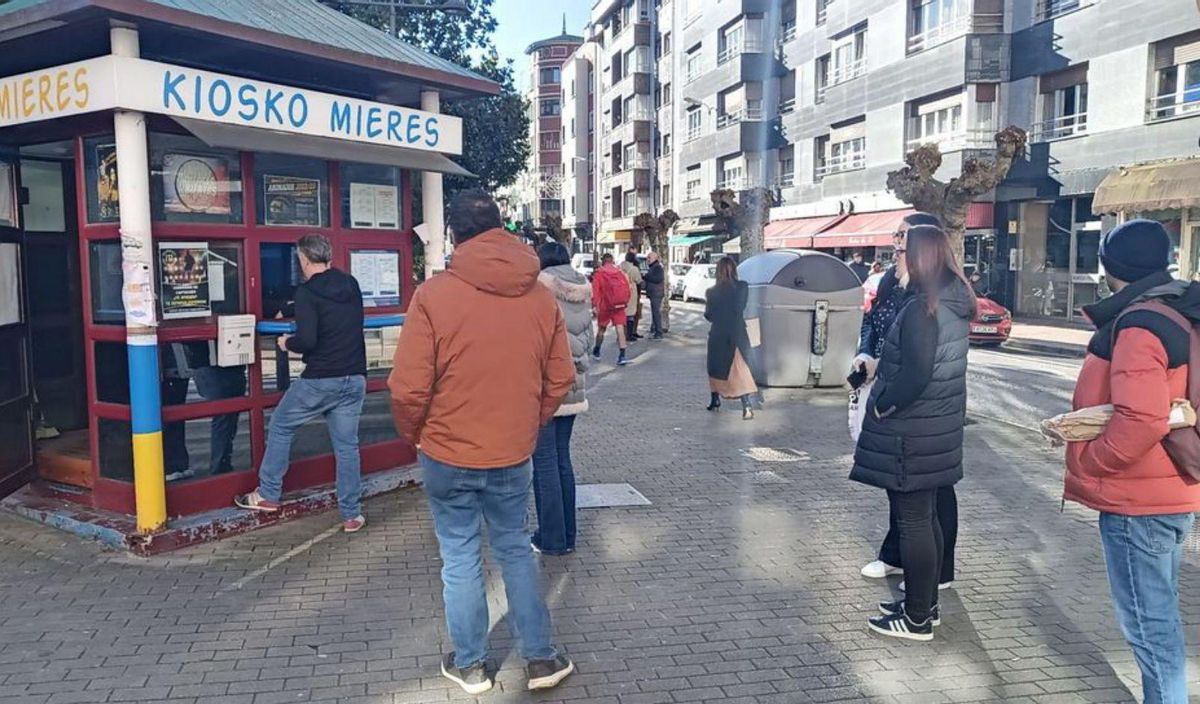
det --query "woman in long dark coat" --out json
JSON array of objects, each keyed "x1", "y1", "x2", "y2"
[
  {"x1": 704, "y1": 257, "x2": 757, "y2": 420},
  {"x1": 849, "y1": 225, "x2": 975, "y2": 642}
]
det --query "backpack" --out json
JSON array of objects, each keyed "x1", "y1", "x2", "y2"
[
  {"x1": 1113, "y1": 299, "x2": 1200, "y2": 481},
  {"x1": 600, "y1": 268, "x2": 631, "y2": 310}
]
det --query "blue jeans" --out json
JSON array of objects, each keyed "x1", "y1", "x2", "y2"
[
  {"x1": 1099, "y1": 512, "x2": 1194, "y2": 704},
  {"x1": 532, "y1": 416, "x2": 577, "y2": 554},
  {"x1": 258, "y1": 375, "x2": 366, "y2": 520},
  {"x1": 420, "y1": 453, "x2": 557, "y2": 669}
]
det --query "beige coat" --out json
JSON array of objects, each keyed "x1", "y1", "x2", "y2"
[{"x1": 619, "y1": 260, "x2": 643, "y2": 315}]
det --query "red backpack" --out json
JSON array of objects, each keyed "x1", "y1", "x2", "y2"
[
  {"x1": 1114, "y1": 299, "x2": 1200, "y2": 481},
  {"x1": 600, "y1": 267, "x2": 631, "y2": 310}
]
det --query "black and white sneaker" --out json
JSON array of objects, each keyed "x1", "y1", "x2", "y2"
[
  {"x1": 440, "y1": 652, "x2": 493, "y2": 695},
  {"x1": 868, "y1": 612, "x2": 934, "y2": 642},
  {"x1": 878, "y1": 599, "x2": 940, "y2": 626},
  {"x1": 527, "y1": 654, "x2": 574, "y2": 690}
]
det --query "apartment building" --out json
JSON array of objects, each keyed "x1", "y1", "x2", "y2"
[
  {"x1": 561, "y1": 40, "x2": 599, "y2": 244},
  {"x1": 522, "y1": 25, "x2": 584, "y2": 224}
]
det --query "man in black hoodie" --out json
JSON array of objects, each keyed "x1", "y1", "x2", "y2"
[{"x1": 236, "y1": 234, "x2": 368, "y2": 532}]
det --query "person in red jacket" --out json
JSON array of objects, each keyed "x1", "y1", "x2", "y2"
[
  {"x1": 591, "y1": 253, "x2": 631, "y2": 366},
  {"x1": 1066, "y1": 219, "x2": 1200, "y2": 704}
]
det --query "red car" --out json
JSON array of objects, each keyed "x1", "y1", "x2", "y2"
[{"x1": 970, "y1": 296, "x2": 1012, "y2": 345}]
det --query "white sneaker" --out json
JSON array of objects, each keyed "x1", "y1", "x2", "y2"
[
  {"x1": 861, "y1": 560, "x2": 903, "y2": 579},
  {"x1": 898, "y1": 580, "x2": 954, "y2": 592}
]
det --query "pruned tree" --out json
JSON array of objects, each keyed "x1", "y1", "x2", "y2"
[
  {"x1": 540, "y1": 213, "x2": 571, "y2": 249},
  {"x1": 634, "y1": 210, "x2": 680, "y2": 331},
  {"x1": 710, "y1": 187, "x2": 772, "y2": 258},
  {"x1": 886, "y1": 126, "x2": 1027, "y2": 261}
]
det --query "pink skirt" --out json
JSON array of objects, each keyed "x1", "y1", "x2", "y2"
[{"x1": 709, "y1": 350, "x2": 758, "y2": 399}]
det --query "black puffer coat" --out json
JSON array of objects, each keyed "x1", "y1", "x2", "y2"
[
  {"x1": 704, "y1": 280, "x2": 753, "y2": 380},
  {"x1": 850, "y1": 276, "x2": 974, "y2": 492}
]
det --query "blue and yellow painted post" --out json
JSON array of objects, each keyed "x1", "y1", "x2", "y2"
[{"x1": 127, "y1": 334, "x2": 166, "y2": 531}]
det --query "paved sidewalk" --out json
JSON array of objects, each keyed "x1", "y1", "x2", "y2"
[
  {"x1": 0, "y1": 305, "x2": 1196, "y2": 703},
  {"x1": 1007, "y1": 321, "x2": 1091, "y2": 357}
]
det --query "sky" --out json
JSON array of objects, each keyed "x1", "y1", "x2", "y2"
[{"x1": 491, "y1": 0, "x2": 592, "y2": 92}]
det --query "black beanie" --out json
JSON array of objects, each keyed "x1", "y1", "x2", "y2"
[{"x1": 1099, "y1": 219, "x2": 1171, "y2": 284}]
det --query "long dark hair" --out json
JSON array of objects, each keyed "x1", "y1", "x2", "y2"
[
  {"x1": 715, "y1": 257, "x2": 739, "y2": 285},
  {"x1": 537, "y1": 241, "x2": 571, "y2": 270},
  {"x1": 905, "y1": 225, "x2": 975, "y2": 314}
]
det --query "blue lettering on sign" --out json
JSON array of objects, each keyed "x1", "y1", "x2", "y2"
[
  {"x1": 263, "y1": 89, "x2": 284, "y2": 124},
  {"x1": 425, "y1": 117, "x2": 439, "y2": 147},
  {"x1": 330, "y1": 101, "x2": 352, "y2": 134},
  {"x1": 192, "y1": 76, "x2": 202, "y2": 114},
  {"x1": 386, "y1": 110, "x2": 403, "y2": 142},
  {"x1": 366, "y1": 106, "x2": 382, "y2": 138},
  {"x1": 406, "y1": 114, "x2": 421, "y2": 144},
  {"x1": 163, "y1": 71, "x2": 187, "y2": 110},
  {"x1": 209, "y1": 79, "x2": 232, "y2": 116},
  {"x1": 355, "y1": 104, "x2": 363, "y2": 137},
  {"x1": 288, "y1": 94, "x2": 308, "y2": 128},
  {"x1": 237, "y1": 84, "x2": 258, "y2": 121}
]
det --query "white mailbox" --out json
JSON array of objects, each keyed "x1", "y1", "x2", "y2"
[{"x1": 216, "y1": 314, "x2": 256, "y2": 367}]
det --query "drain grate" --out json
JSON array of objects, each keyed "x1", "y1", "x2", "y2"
[
  {"x1": 741, "y1": 447, "x2": 810, "y2": 463},
  {"x1": 752, "y1": 469, "x2": 792, "y2": 484},
  {"x1": 576, "y1": 483, "x2": 651, "y2": 509}
]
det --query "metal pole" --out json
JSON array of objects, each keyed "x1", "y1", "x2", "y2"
[
  {"x1": 648, "y1": 3, "x2": 657, "y2": 219},
  {"x1": 111, "y1": 22, "x2": 166, "y2": 533},
  {"x1": 421, "y1": 89, "x2": 446, "y2": 279}
]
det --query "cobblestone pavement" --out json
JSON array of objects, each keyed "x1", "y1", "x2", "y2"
[{"x1": 1, "y1": 304, "x2": 1198, "y2": 704}]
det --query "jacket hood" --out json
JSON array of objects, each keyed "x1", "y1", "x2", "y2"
[
  {"x1": 539, "y1": 265, "x2": 591, "y2": 303},
  {"x1": 305, "y1": 268, "x2": 360, "y2": 304},
  {"x1": 1083, "y1": 270, "x2": 1178, "y2": 329},
  {"x1": 449, "y1": 228, "x2": 540, "y2": 297}
]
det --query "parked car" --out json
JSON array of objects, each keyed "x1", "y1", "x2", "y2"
[
  {"x1": 682, "y1": 263, "x2": 717, "y2": 302},
  {"x1": 670, "y1": 263, "x2": 692, "y2": 299},
  {"x1": 970, "y1": 296, "x2": 1013, "y2": 345},
  {"x1": 571, "y1": 253, "x2": 596, "y2": 281}
]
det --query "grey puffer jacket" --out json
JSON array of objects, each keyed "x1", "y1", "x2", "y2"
[{"x1": 539, "y1": 265, "x2": 594, "y2": 416}]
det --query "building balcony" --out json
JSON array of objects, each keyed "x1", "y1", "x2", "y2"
[
  {"x1": 777, "y1": 171, "x2": 795, "y2": 188},
  {"x1": 1032, "y1": 112, "x2": 1088, "y2": 142},
  {"x1": 1146, "y1": 92, "x2": 1200, "y2": 124},
  {"x1": 716, "y1": 101, "x2": 764, "y2": 130},
  {"x1": 829, "y1": 58, "x2": 866, "y2": 86},
  {"x1": 1034, "y1": 0, "x2": 1092, "y2": 23},
  {"x1": 905, "y1": 127, "x2": 995, "y2": 153},
  {"x1": 717, "y1": 37, "x2": 766, "y2": 67},
  {"x1": 781, "y1": 19, "x2": 797, "y2": 44},
  {"x1": 907, "y1": 13, "x2": 1004, "y2": 54},
  {"x1": 779, "y1": 97, "x2": 796, "y2": 115},
  {"x1": 815, "y1": 152, "x2": 866, "y2": 180}
]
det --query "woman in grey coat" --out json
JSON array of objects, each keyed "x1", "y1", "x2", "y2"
[{"x1": 532, "y1": 242, "x2": 594, "y2": 554}]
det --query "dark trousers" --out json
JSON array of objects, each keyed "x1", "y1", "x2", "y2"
[
  {"x1": 888, "y1": 488, "x2": 943, "y2": 623},
  {"x1": 161, "y1": 378, "x2": 190, "y2": 474},
  {"x1": 879, "y1": 484, "x2": 956, "y2": 584},
  {"x1": 194, "y1": 366, "x2": 248, "y2": 475},
  {"x1": 531, "y1": 416, "x2": 577, "y2": 553},
  {"x1": 648, "y1": 295, "x2": 664, "y2": 335}
]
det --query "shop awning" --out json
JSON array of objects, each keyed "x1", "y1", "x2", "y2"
[
  {"x1": 669, "y1": 234, "x2": 717, "y2": 246},
  {"x1": 1093, "y1": 159, "x2": 1200, "y2": 213},
  {"x1": 764, "y1": 214, "x2": 847, "y2": 249},
  {"x1": 810, "y1": 205, "x2": 995, "y2": 249},
  {"x1": 675, "y1": 217, "x2": 719, "y2": 234},
  {"x1": 174, "y1": 117, "x2": 475, "y2": 177},
  {"x1": 597, "y1": 230, "x2": 632, "y2": 244}
]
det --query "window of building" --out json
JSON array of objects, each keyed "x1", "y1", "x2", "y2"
[
  {"x1": 831, "y1": 25, "x2": 867, "y2": 85},
  {"x1": 540, "y1": 98, "x2": 562, "y2": 117},
  {"x1": 662, "y1": 82, "x2": 672, "y2": 106},
  {"x1": 256, "y1": 154, "x2": 330, "y2": 227},
  {"x1": 906, "y1": 90, "x2": 966, "y2": 150},
  {"x1": 1150, "y1": 33, "x2": 1200, "y2": 121},
  {"x1": 623, "y1": 189, "x2": 637, "y2": 217},
  {"x1": 816, "y1": 55, "x2": 831, "y2": 103},
  {"x1": 341, "y1": 163, "x2": 401, "y2": 230},
  {"x1": 686, "y1": 107, "x2": 703, "y2": 141},
  {"x1": 778, "y1": 146, "x2": 795, "y2": 187},
  {"x1": 570, "y1": 78, "x2": 576, "y2": 97},
  {"x1": 685, "y1": 45, "x2": 703, "y2": 83},
  {"x1": 543, "y1": 132, "x2": 561, "y2": 150},
  {"x1": 909, "y1": 0, "x2": 969, "y2": 52},
  {"x1": 685, "y1": 165, "x2": 702, "y2": 201},
  {"x1": 813, "y1": 135, "x2": 830, "y2": 180},
  {"x1": 719, "y1": 157, "x2": 745, "y2": 190},
  {"x1": 782, "y1": 0, "x2": 797, "y2": 41},
  {"x1": 148, "y1": 132, "x2": 244, "y2": 225},
  {"x1": 662, "y1": 132, "x2": 672, "y2": 156},
  {"x1": 623, "y1": 143, "x2": 637, "y2": 171},
  {"x1": 589, "y1": 109, "x2": 595, "y2": 131},
  {"x1": 817, "y1": 0, "x2": 832, "y2": 25},
  {"x1": 662, "y1": 31, "x2": 672, "y2": 56},
  {"x1": 1035, "y1": 0, "x2": 1089, "y2": 23},
  {"x1": 552, "y1": 46, "x2": 569, "y2": 57},
  {"x1": 1036, "y1": 64, "x2": 1088, "y2": 141},
  {"x1": 540, "y1": 67, "x2": 562, "y2": 85},
  {"x1": 718, "y1": 21, "x2": 745, "y2": 66}
]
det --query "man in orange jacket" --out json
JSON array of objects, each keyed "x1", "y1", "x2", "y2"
[
  {"x1": 388, "y1": 190, "x2": 576, "y2": 695},
  {"x1": 1066, "y1": 219, "x2": 1200, "y2": 704}
]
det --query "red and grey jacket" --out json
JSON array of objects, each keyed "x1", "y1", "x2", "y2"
[{"x1": 1065, "y1": 271, "x2": 1200, "y2": 516}]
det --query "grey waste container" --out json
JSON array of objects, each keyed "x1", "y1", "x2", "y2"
[{"x1": 738, "y1": 249, "x2": 864, "y2": 388}]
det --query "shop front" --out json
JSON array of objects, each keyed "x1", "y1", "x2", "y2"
[{"x1": 0, "y1": 0, "x2": 494, "y2": 542}]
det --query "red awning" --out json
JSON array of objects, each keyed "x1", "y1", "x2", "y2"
[
  {"x1": 966, "y1": 202, "x2": 993, "y2": 229},
  {"x1": 764, "y1": 214, "x2": 847, "y2": 249},
  {"x1": 810, "y1": 203, "x2": 996, "y2": 249}
]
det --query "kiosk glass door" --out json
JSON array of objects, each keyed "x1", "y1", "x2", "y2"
[{"x1": 0, "y1": 150, "x2": 35, "y2": 497}]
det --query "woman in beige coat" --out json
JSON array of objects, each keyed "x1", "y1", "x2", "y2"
[{"x1": 619, "y1": 251, "x2": 643, "y2": 341}]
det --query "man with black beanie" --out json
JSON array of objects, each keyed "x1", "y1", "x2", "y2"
[{"x1": 1065, "y1": 218, "x2": 1200, "y2": 704}]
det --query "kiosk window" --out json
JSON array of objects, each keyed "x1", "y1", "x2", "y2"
[
  {"x1": 88, "y1": 241, "x2": 124, "y2": 324},
  {"x1": 341, "y1": 163, "x2": 401, "y2": 230},
  {"x1": 150, "y1": 133, "x2": 243, "y2": 224},
  {"x1": 260, "y1": 242, "x2": 300, "y2": 318},
  {"x1": 256, "y1": 154, "x2": 329, "y2": 227},
  {"x1": 157, "y1": 241, "x2": 243, "y2": 320},
  {"x1": 83, "y1": 135, "x2": 120, "y2": 224}
]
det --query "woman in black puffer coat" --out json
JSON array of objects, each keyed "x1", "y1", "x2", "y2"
[{"x1": 850, "y1": 225, "x2": 975, "y2": 642}]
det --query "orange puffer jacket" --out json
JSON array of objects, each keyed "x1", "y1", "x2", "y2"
[{"x1": 1065, "y1": 274, "x2": 1200, "y2": 515}]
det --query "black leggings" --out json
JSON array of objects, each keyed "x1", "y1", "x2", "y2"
[
  {"x1": 879, "y1": 484, "x2": 956, "y2": 583},
  {"x1": 887, "y1": 489, "x2": 943, "y2": 623}
]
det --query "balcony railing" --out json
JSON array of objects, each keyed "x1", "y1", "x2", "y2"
[
  {"x1": 778, "y1": 170, "x2": 795, "y2": 188},
  {"x1": 684, "y1": 62, "x2": 705, "y2": 83},
  {"x1": 1147, "y1": 92, "x2": 1200, "y2": 123},
  {"x1": 830, "y1": 57, "x2": 867, "y2": 86},
  {"x1": 907, "y1": 13, "x2": 1004, "y2": 53},
  {"x1": 1035, "y1": 0, "x2": 1090, "y2": 22},
  {"x1": 905, "y1": 127, "x2": 995, "y2": 152},
  {"x1": 779, "y1": 97, "x2": 796, "y2": 114},
  {"x1": 717, "y1": 175, "x2": 747, "y2": 191},
  {"x1": 815, "y1": 151, "x2": 866, "y2": 179},
  {"x1": 781, "y1": 19, "x2": 797, "y2": 43},
  {"x1": 1032, "y1": 112, "x2": 1088, "y2": 141},
  {"x1": 685, "y1": 123, "x2": 704, "y2": 142},
  {"x1": 816, "y1": 82, "x2": 828, "y2": 104},
  {"x1": 717, "y1": 37, "x2": 766, "y2": 66},
  {"x1": 817, "y1": 1, "x2": 829, "y2": 25},
  {"x1": 716, "y1": 101, "x2": 765, "y2": 130},
  {"x1": 618, "y1": 157, "x2": 652, "y2": 172}
]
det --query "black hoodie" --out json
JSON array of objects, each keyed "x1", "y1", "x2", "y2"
[{"x1": 286, "y1": 268, "x2": 367, "y2": 379}]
